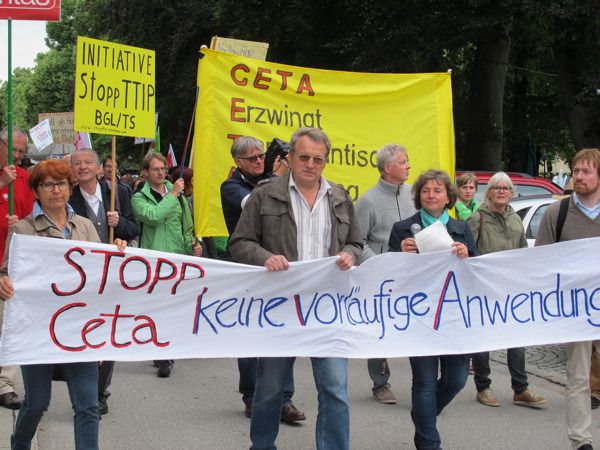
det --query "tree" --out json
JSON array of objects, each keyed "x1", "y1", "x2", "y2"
[
  {"x1": 0, "y1": 67, "x2": 35, "y2": 130},
  {"x1": 552, "y1": 2, "x2": 600, "y2": 150}
]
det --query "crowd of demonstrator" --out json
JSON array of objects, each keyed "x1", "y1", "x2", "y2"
[{"x1": 0, "y1": 126, "x2": 599, "y2": 450}]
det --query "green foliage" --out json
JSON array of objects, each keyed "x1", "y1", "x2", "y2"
[
  {"x1": 2, "y1": 0, "x2": 598, "y2": 171},
  {"x1": 0, "y1": 67, "x2": 35, "y2": 130}
]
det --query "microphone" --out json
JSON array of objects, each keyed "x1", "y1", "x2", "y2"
[{"x1": 410, "y1": 223, "x2": 422, "y2": 236}]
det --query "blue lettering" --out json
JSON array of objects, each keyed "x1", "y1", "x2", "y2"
[
  {"x1": 510, "y1": 293, "x2": 531, "y2": 324},
  {"x1": 214, "y1": 298, "x2": 238, "y2": 328},
  {"x1": 263, "y1": 297, "x2": 287, "y2": 327}
]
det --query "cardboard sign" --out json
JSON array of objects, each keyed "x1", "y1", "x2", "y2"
[
  {"x1": 74, "y1": 36, "x2": 155, "y2": 138},
  {"x1": 210, "y1": 36, "x2": 269, "y2": 61},
  {"x1": 0, "y1": 0, "x2": 61, "y2": 21},
  {"x1": 38, "y1": 112, "x2": 74, "y2": 145}
]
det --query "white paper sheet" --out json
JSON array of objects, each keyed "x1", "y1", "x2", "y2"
[{"x1": 414, "y1": 220, "x2": 454, "y2": 253}]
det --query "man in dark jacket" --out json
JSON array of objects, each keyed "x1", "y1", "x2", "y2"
[
  {"x1": 70, "y1": 148, "x2": 139, "y2": 415},
  {"x1": 229, "y1": 127, "x2": 363, "y2": 450}
]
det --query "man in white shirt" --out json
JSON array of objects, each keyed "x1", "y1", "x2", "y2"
[{"x1": 229, "y1": 127, "x2": 363, "y2": 450}]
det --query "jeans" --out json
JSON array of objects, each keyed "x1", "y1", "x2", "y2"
[
  {"x1": 12, "y1": 362, "x2": 99, "y2": 450},
  {"x1": 250, "y1": 357, "x2": 349, "y2": 450},
  {"x1": 238, "y1": 357, "x2": 295, "y2": 405},
  {"x1": 410, "y1": 354, "x2": 469, "y2": 450},
  {"x1": 472, "y1": 347, "x2": 528, "y2": 393},
  {"x1": 367, "y1": 358, "x2": 391, "y2": 391}
]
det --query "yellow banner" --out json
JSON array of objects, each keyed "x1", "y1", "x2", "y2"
[
  {"x1": 194, "y1": 49, "x2": 455, "y2": 237},
  {"x1": 74, "y1": 36, "x2": 155, "y2": 138}
]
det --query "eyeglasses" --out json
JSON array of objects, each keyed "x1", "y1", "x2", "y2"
[
  {"x1": 236, "y1": 153, "x2": 265, "y2": 164},
  {"x1": 296, "y1": 154, "x2": 326, "y2": 166},
  {"x1": 492, "y1": 186, "x2": 512, "y2": 192},
  {"x1": 40, "y1": 181, "x2": 69, "y2": 192},
  {"x1": 149, "y1": 167, "x2": 167, "y2": 173}
]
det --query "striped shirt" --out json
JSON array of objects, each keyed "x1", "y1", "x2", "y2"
[{"x1": 288, "y1": 174, "x2": 332, "y2": 261}]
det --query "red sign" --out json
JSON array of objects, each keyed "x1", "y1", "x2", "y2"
[{"x1": 0, "y1": 0, "x2": 61, "y2": 21}]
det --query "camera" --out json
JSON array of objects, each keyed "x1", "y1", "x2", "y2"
[{"x1": 264, "y1": 138, "x2": 290, "y2": 175}]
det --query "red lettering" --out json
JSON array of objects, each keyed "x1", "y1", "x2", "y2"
[
  {"x1": 231, "y1": 64, "x2": 250, "y2": 86},
  {"x1": 91, "y1": 249, "x2": 125, "y2": 294},
  {"x1": 253, "y1": 67, "x2": 271, "y2": 90},
  {"x1": 81, "y1": 318, "x2": 106, "y2": 349},
  {"x1": 171, "y1": 262, "x2": 205, "y2": 295},
  {"x1": 276, "y1": 70, "x2": 293, "y2": 90},
  {"x1": 230, "y1": 97, "x2": 246, "y2": 122},
  {"x1": 147, "y1": 258, "x2": 178, "y2": 294},
  {"x1": 227, "y1": 133, "x2": 242, "y2": 142},
  {"x1": 51, "y1": 247, "x2": 86, "y2": 297},
  {"x1": 49, "y1": 302, "x2": 87, "y2": 352},
  {"x1": 119, "y1": 256, "x2": 152, "y2": 290},
  {"x1": 132, "y1": 316, "x2": 170, "y2": 347},
  {"x1": 296, "y1": 74, "x2": 314, "y2": 96},
  {"x1": 50, "y1": 303, "x2": 168, "y2": 352},
  {"x1": 100, "y1": 304, "x2": 134, "y2": 348}
]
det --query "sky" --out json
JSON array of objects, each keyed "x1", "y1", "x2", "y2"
[{"x1": 0, "y1": 20, "x2": 49, "y2": 81}]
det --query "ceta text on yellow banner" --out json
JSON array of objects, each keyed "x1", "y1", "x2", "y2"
[
  {"x1": 74, "y1": 36, "x2": 156, "y2": 138},
  {"x1": 193, "y1": 49, "x2": 455, "y2": 237}
]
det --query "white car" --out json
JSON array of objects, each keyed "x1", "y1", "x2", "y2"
[{"x1": 510, "y1": 195, "x2": 566, "y2": 247}]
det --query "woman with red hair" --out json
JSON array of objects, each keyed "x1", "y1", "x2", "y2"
[{"x1": 0, "y1": 160, "x2": 126, "y2": 450}]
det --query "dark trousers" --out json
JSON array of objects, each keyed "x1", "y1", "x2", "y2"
[
  {"x1": 239, "y1": 357, "x2": 295, "y2": 405},
  {"x1": 472, "y1": 347, "x2": 528, "y2": 393},
  {"x1": 98, "y1": 361, "x2": 114, "y2": 401}
]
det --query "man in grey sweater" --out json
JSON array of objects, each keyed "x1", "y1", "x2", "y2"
[{"x1": 355, "y1": 143, "x2": 416, "y2": 404}]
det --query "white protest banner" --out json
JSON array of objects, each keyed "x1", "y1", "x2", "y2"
[
  {"x1": 28, "y1": 119, "x2": 54, "y2": 151},
  {"x1": 1, "y1": 234, "x2": 600, "y2": 365}
]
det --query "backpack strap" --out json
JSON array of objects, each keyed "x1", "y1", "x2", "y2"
[{"x1": 555, "y1": 197, "x2": 570, "y2": 242}]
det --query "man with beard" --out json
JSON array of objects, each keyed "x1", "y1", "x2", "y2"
[{"x1": 536, "y1": 148, "x2": 600, "y2": 450}]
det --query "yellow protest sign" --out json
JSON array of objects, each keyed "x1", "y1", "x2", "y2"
[
  {"x1": 194, "y1": 49, "x2": 455, "y2": 237},
  {"x1": 74, "y1": 36, "x2": 155, "y2": 138}
]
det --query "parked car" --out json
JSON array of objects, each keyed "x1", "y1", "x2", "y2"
[
  {"x1": 510, "y1": 194, "x2": 566, "y2": 247},
  {"x1": 455, "y1": 171, "x2": 563, "y2": 203}
]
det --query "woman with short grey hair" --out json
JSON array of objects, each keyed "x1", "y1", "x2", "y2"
[{"x1": 466, "y1": 172, "x2": 546, "y2": 409}]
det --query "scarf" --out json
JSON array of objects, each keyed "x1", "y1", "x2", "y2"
[{"x1": 420, "y1": 208, "x2": 450, "y2": 228}]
